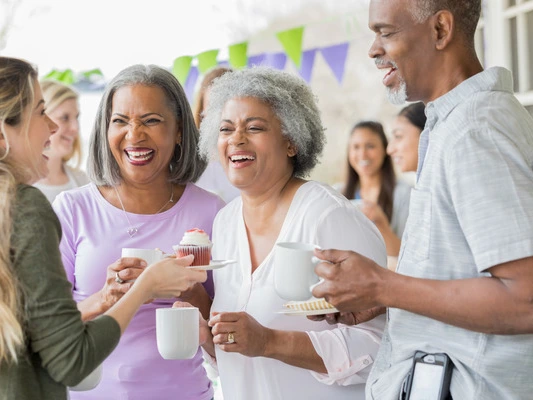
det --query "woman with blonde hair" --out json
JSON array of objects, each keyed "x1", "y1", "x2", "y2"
[
  {"x1": 0, "y1": 56, "x2": 208, "y2": 400},
  {"x1": 33, "y1": 80, "x2": 89, "y2": 203}
]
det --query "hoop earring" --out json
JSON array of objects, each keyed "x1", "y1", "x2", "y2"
[{"x1": 174, "y1": 143, "x2": 183, "y2": 163}]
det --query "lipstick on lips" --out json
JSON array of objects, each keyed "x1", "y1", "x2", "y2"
[{"x1": 124, "y1": 147, "x2": 155, "y2": 166}]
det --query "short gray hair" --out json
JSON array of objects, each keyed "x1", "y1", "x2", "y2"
[
  {"x1": 410, "y1": 0, "x2": 481, "y2": 43},
  {"x1": 198, "y1": 67, "x2": 325, "y2": 178},
  {"x1": 87, "y1": 64, "x2": 206, "y2": 186}
]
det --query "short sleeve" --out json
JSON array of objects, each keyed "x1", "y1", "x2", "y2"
[{"x1": 448, "y1": 129, "x2": 533, "y2": 271}]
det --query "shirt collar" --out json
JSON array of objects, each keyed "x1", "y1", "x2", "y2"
[{"x1": 425, "y1": 67, "x2": 513, "y2": 130}]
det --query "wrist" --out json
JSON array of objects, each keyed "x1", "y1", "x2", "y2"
[
  {"x1": 262, "y1": 328, "x2": 279, "y2": 358},
  {"x1": 130, "y1": 273, "x2": 153, "y2": 304},
  {"x1": 376, "y1": 267, "x2": 397, "y2": 307}
]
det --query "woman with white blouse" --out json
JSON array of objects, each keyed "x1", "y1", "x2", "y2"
[{"x1": 191, "y1": 67, "x2": 387, "y2": 400}]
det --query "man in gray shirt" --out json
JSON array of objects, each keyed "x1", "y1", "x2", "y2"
[{"x1": 312, "y1": 0, "x2": 533, "y2": 399}]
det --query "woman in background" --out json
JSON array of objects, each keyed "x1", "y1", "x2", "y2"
[
  {"x1": 387, "y1": 102, "x2": 426, "y2": 173},
  {"x1": 34, "y1": 80, "x2": 89, "y2": 203},
  {"x1": 193, "y1": 66, "x2": 240, "y2": 203},
  {"x1": 339, "y1": 121, "x2": 411, "y2": 256},
  {"x1": 0, "y1": 56, "x2": 207, "y2": 400}
]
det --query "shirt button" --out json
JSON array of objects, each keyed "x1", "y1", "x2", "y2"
[{"x1": 363, "y1": 359, "x2": 370, "y2": 365}]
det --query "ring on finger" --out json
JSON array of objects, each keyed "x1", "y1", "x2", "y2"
[
  {"x1": 115, "y1": 271, "x2": 125, "y2": 284},
  {"x1": 227, "y1": 332, "x2": 235, "y2": 344}
]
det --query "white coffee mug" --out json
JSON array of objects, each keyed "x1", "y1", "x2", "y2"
[
  {"x1": 156, "y1": 307, "x2": 199, "y2": 360},
  {"x1": 274, "y1": 242, "x2": 322, "y2": 301},
  {"x1": 121, "y1": 248, "x2": 165, "y2": 266}
]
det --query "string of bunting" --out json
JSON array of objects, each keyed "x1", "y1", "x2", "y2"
[{"x1": 44, "y1": 25, "x2": 351, "y2": 102}]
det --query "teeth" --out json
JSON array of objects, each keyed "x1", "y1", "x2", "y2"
[
  {"x1": 230, "y1": 155, "x2": 255, "y2": 161},
  {"x1": 360, "y1": 160, "x2": 370, "y2": 166},
  {"x1": 126, "y1": 150, "x2": 154, "y2": 159}
]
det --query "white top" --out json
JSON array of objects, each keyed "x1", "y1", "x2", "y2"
[
  {"x1": 208, "y1": 181, "x2": 387, "y2": 400},
  {"x1": 195, "y1": 161, "x2": 240, "y2": 203},
  {"x1": 34, "y1": 165, "x2": 90, "y2": 203},
  {"x1": 367, "y1": 67, "x2": 533, "y2": 400}
]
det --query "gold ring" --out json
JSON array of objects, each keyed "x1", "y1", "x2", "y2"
[
  {"x1": 227, "y1": 332, "x2": 235, "y2": 344},
  {"x1": 115, "y1": 271, "x2": 125, "y2": 284}
]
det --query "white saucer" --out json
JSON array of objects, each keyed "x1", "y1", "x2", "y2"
[
  {"x1": 277, "y1": 307, "x2": 339, "y2": 316},
  {"x1": 187, "y1": 259, "x2": 236, "y2": 271}
]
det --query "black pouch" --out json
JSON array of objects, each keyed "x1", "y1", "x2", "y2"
[{"x1": 400, "y1": 351, "x2": 453, "y2": 400}]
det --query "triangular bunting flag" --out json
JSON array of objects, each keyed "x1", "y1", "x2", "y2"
[
  {"x1": 320, "y1": 43, "x2": 350, "y2": 85},
  {"x1": 183, "y1": 66, "x2": 199, "y2": 103},
  {"x1": 172, "y1": 56, "x2": 193, "y2": 85},
  {"x1": 263, "y1": 52, "x2": 287, "y2": 70},
  {"x1": 247, "y1": 54, "x2": 266, "y2": 67},
  {"x1": 229, "y1": 42, "x2": 248, "y2": 69},
  {"x1": 297, "y1": 48, "x2": 317, "y2": 84},
  {"x1": 197, "y1": 49, "x2": 219, "y2": 74},
  {"x1": 276, "y1": 26, "x2": 304, "y2": 68}
]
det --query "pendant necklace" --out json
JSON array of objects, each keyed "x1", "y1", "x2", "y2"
[{"x1": 114, "y1": 185, "x2": 174, "y2": 237}]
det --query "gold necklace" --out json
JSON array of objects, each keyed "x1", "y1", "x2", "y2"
[{"x1": 113, "y1": 185, "x2": 174, "y2": 237}]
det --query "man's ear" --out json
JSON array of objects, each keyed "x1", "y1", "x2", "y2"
[{"x1": 432, "y1": 10, "x2": 454, "y2": 50}]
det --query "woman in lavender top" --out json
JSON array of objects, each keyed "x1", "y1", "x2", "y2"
[{"x1": 53, "y1": 64, "x2": 225, "y2": 400}]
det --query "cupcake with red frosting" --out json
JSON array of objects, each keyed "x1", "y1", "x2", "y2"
[{"x1": 173, "y1": 228, "x2": 212, "y2": 266}]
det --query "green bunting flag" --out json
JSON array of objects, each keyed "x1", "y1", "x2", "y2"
[
  {"x1": 276, "y1": 26, "x2": 304, "y2": 68},
  {"x1": 197, "y1": 49, "x2": 219, "y2": 74},
  {"x1": 44, "y1": 69, "x2": 75, "y2": 84},
  {"x1": 228, "y1": 42, "x2": 248, "y2": 69},
  {"x1": 172, "y1": 56, "x2": 193, "y2": 84}
]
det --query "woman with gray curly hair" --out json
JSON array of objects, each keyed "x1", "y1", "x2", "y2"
[
  {"x1": 189, "y1": 67, "x2": 387, "y2": 399},
  {"x1": 52, "y1": 64, "x2": 225, "y2": 399}
]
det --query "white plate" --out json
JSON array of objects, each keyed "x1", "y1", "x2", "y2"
[
  {"x1": 277, "y1": 307, "x2": 339, "y2": 316},
  {"x1": 187, "y1": 259, "x2": 236, "y2": 271}
]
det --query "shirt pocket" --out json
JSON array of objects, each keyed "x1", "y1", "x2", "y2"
[{"x1": 403, "y1": 189, "x2": 431, "y2": 263}]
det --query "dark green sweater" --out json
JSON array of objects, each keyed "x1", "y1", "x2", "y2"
[{"x1": 0, "y1": 185, "x2": 120, "y2": 400}]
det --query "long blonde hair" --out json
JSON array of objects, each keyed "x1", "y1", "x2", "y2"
[
  {"x1": 40, "y1": 80, "x2": 82, "y2": 167},
  {"x1": 0, "y1": 56, "x2": 38, "y2": 363}
]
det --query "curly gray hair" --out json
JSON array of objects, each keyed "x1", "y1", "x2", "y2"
[
  {"x1": 87, "y1": 64, "x2": 206, "y2": 186},
  {"x1": 198, "y1": 67, "x2": 326, "y2": 178}
]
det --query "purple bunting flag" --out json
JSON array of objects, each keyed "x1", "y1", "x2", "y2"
[
  {"x1": 320, "y1": 42, "x2": 350, "y2": 85},
  {"x1": 247, "y1": 53, "x2": 287, "y2": 70},
  {"x1": 297, "y1": 48, "x2": 317, "y2": 84},
  {"x1": 264, "y1": 52, "x2": 287, "y2": 70},
  {"x1": 184, "y1": 66, "x2": 199, "y2": 103},
  {"x1": 247, "y1": 54, "x2": 266, "y2": 67}
]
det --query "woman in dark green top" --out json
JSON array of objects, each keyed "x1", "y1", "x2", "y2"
[{"x1": 0, "y1": 56, "x2": 208, "y2": 400}]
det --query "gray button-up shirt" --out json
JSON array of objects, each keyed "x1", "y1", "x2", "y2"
[{"x1": 367, "y1": 67, "x2": 533, "y2": 400}]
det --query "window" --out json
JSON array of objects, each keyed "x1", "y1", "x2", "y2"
[{"x1": 483, "y1": 0, "x2": 533, "y2": 115}]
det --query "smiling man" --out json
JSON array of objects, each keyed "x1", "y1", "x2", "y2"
[{"x1": 312, "y1": 0, "x2": 533, "y2": 399}]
